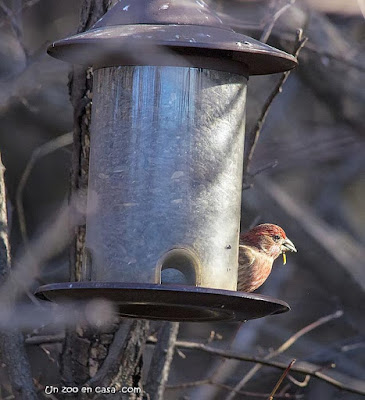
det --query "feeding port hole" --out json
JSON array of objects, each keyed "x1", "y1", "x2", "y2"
[{"x1": 158, "y1": 249, "x2": 200, "y2": 286}]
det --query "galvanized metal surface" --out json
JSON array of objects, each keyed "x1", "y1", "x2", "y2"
[
  {"x1": 85, "y1": 66, "x2": 246, "y2": 291},
  {"x1": 35, "y1": 282, "x2": 290, "y2": 322},
  {"x1": 47, "y1": 0, "x2": 297, "y2": 75},
  {"x1": 92, "y1": 0, "x2": 226, "y2": 28}
]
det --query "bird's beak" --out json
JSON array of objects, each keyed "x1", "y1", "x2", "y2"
[
  {"x1": 281, "y1": 238, "x2": 297, "y2": 265},
  {"x1": 282, "y1": 238, "x2": 297, "y2": 253}
]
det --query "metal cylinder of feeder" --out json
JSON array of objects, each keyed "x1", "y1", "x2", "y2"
[
  {"x1": 85, "y1": 66, "x2": 247, "y2": 289},
  {"x1": 35, "y1": 0, "x2": 297, "y2": 322}
]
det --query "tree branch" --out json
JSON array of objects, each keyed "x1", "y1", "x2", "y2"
[
  {"x1": 155, "y1": 338, "x2": 365, "y2": 396},
  {"x1": 145, "y1": 322, "x2": 180, "y2": 399},
  {"x1": 260, "y1": 0, "x2": 296, "y2": 43},
  {"x1": 268, "y1": 359, "x2": 296, "y2": 400},
  {"x1": 148, "y1": 310, "x2": 365, "y2": 396},
  {"x1": 224, "y1": 310, "x2": 343, "y2": 400},
  {"x1": 244, "y1": 29, "x2": 308, "y2": 176},
  {"x1": 166, "y1": 379, "x2": 303, "y2": 399},
  {"x1": 111, "y1": 320, "x2": 150, "y2": 399},
  {"x1": 16, "y1": 132, "x2": 73, "y2": 245},
  {"x1": 0, "y1": 0, "x2": 24, "y2": 48},
  {"x1": 0, "y1": 154, "x2": 37, "y2": 400},
  {"x1": 86, "y1": 321, "x2": 134, "y2": 387},
  {"x1": 25, "y1": 333, "x2": 65, "y2": 345}
]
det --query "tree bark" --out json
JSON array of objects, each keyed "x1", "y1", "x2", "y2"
[
  {"x1": 61, "y1": 0, "x2": 114, "y2": 389},
  {"x1": 0, "y1": 155, "x2": 37, "y2": 400},
  {"x1": 61, "y1": 2, "x2": 150, "y2": 398},
  {"x1": 145, "y1": 322, "x2": 180, "y2": 400}
]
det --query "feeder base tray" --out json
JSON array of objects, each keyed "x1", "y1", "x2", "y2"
[{"x1": 35, "y1": 282, "x2": 290, "y2": 322}]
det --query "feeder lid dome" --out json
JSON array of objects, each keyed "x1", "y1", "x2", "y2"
[{"x1": 48, "y1": 0, "x2": 297, "y2": 75}]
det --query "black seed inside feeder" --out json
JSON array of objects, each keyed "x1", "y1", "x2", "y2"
[{"x1": 36, "y1": 0, "x2": 297, "y2": 322}]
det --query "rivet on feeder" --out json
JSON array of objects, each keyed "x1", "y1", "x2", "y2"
[{"x1": 35, "y1": 0, "x2": 297, "y2": 322}]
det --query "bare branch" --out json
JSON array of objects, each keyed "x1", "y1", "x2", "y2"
[
  {"x1": 110, "y1": 320, "x2": 150, "y2": 399},
  {"x1": 0, "y1": 0, "x2": 41, "y2": 29},
  {"x1": 274, "y1": 311, "x2": 343, "y2": 354},
  {"x1": 148, "y1": 336, "x2": 365, "y2": 396},
  {"x1": 0, "y1": 0, "x2": 23, "y2": 44},
  {"x1": 268, "y1": 359, "x2": 296, "y2": 400},
  {"x1": 25, "y1": 333, "x2": 65, "y2": 345},
  {"x1": 287, "y1": 361, "x2": 335, "y2": 388},
  {"x1": 166, "y1": 378, "x2": 303, "y2": 399},
  {"x1": 149, "y1": 310, "x2": 365, "y2": 396},
  {"x1": 0, "y1": 154, "x2": 37, "y2": 400},
  {"x1": 224, "y1": 310, "x2": 343, "y2": 400},
  {"x1": 287, "y1": 374, "x2": 311, "y2": 388},
  {"x1": 145, "y1": 322, "x2": 180, "y2": 399},
  {"x1": 86, "y1": 321, "x2": 134, "y2": 387},
  {"x1": 16, "y1": 132, "x2": 73, "y2": 245},
  {"x1": 260, "y1": 1, "x2": 296, "y2": 43},
  {"x1": 244, "y1": 29, "x2": 308, "y2": 176},
  {"x1": 0, "y1": 192, "x2": 85, "y2": 308}
]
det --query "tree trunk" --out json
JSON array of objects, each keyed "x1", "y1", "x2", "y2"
[{"x1": 61, "y1": 2, "x2": 150, "y2": 398}]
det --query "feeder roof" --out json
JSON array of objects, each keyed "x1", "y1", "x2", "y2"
[{"x1": 48, "y1": 0, "x2": 297, "y2": 75}]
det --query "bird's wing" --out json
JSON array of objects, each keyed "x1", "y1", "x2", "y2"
[
  {"x1": 238, "y1": 245, "x2": 256, "y2": 268},
  {"x1": 238, "y1": 245, "x2": 259, "y2": 292},
  {"x1": 238, "y1": 245, "x2": 273, "y2": 292}
]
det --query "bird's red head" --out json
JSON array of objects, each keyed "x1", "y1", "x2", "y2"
[{"x1": 240, "y1": 223, "x2": 296, "y2": 260}]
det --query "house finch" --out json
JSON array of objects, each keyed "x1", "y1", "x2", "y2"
[{"x1": 238, "y1": 223, "x2": 297, "y2": 292}]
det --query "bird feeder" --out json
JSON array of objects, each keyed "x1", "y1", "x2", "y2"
[{"x1": 36, "y1": 0, "x2": 297, "y2": 322}]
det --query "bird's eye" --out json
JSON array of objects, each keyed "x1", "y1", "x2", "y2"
[{"x1": 273, "y1": 235, "x2": 281, "y2": 241}]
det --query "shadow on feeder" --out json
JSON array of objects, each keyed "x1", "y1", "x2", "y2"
[{"x1": 35, "y1": 0, "x2": 297, "y2": 322}]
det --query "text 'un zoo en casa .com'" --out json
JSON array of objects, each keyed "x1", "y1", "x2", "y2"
[{"x1": 44, "y1": 385, "x2": 142, "y2": 395}]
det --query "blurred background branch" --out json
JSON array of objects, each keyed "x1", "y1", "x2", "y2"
[{"x1": 0, "y1": 153, "x2": 37, "y2": 399}]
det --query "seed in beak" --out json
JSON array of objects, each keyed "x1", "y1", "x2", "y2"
[{"x1": 282, "y1": 252, "x2": 287, "y2": 265}]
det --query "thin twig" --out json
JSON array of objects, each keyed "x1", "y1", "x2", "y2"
[
  {"x1": 251, "y1": 161, "x2": 279, "y2": 178},
  {"x1": 287, "y1": 374, "x2": 310, "y2": 388},
  {"x1": 166, "y1": 379, "x2": 209, "y2": 389},
  {"x1": 0, "y1": 193, "x2": 85, "y2": 308},
  {"x1": 260, "y1": 0, "x2": 296, "y2": 43},
  {"x1": 0, "y1": 0, "x2": 23, "y2": 43},
  {"x1": 244, "y1": 29, "x2": 308, "y2": 176},
  {"x1": 0, "y1": 0, "x2": 40, "y2": 28},
  {"x1": 149, "y1": 310, "x2": 364, "y2": 396},
  {"x1": 166, "y1": 379, "x2": 303, "y2": 399},
  {"x1": 268, "y1": 359, "x2": 296, "y2": 400},
  {"x1": 224, "y1": 310, "x2": 343, "y2": 400},
  {"x1": 16, "y1": 132, "x2": 73, "y2": 245},
  {"x1": 147, "y1": 337, "x2": 365, "y2": 395},
  {"x1": 288, "y1": 40, "x2": 365, "y2": 73},
  {"x1": 25, "y1": 333, "x2": 65, "y2": 345},
  {"x1": 287, "y1": 362, "x2": 335, "y2": 388},
  {"x1": 273, "y1": 310, "x2": 343, "y2": 355}
]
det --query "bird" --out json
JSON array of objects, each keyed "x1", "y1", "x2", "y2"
[{"x1": 238, "y1": 223, "x2": 297, "y2": 292}]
